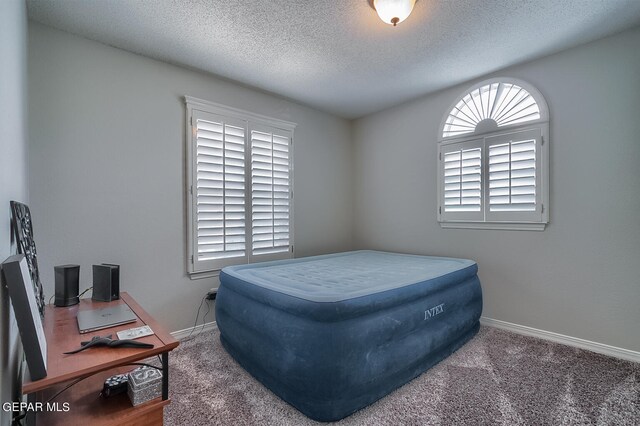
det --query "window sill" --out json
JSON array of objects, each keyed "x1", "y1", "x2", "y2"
[
  {"x1": 439, "y1": 222, "x2": 547, "y2": 231},
  {"x1": 188, "y1": 270, "x2": 221, "y2": 280}
]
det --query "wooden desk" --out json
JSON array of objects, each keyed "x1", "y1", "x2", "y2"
[{"x1": 22, "y1": 292, "x2": 179, "y2": 425}]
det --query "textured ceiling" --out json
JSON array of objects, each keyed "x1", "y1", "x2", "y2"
[{"x1": 27, "y1": 0, "x2": 640, "y2": 119}]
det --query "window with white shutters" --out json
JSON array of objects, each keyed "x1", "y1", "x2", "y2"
[
  {"x1": 440, "y1": 140, "x2": 483, "y2": 221},
  {"x1": 194, "y1": 112, "x2": 247, "y2": 267},
  {"x1": 442, "y1": 82, "x2": 541, "y2": 138},
  {"x1": 485, "y1": 128, "x2": 542, "y2": 222},
  {"x1": 437, "y1": 78, "x2": 549, "y2": 230},
  {"x1": 250, "y1": 126, "x2": 292, "y2": 259},
  {"x1": 186, "y1": 97, "x2": 295, "y2": 275}
]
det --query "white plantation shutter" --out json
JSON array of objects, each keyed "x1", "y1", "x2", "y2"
[
  {"x1": 437, "y1": 79, "x2": 548, "y2": 230},
  {"x1": 440, "y1": 139, "x2": 484, "y2": 221},
  {"x1": 442, "y1": 82, "x2": 541, "y2": 138},
  {"x1": 488, "y1": 141, "x2": 536, "y2": 211},
  {"x1": 186, "y1": 97, "x2": 296, "y2": 275},
  {"x1": 250, "y1": 125, "x2": 292, "y2": 261},
  {"x1": 443, "y1": 149, "x2": 482, "y2": 212},
  {"x1": 192, "y1": 110, "x2": 248, "y2": 270},
  {"x1": 485, "y1": 129, "x2": 542, "y2": 222}
]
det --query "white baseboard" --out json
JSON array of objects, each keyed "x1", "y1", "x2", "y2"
[
  {"x1": 171, "y1": 321, "x2": 218, "y2": 340},
  {"x1": 480, "y1": 317, "x2": 640, "y2": 363}
]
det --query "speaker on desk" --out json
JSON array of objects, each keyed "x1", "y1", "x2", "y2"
[
  {"x1": 54, "y1": 264, "x2": 80, "y2": 307},
  {"x1": 92, "y1": 264, "x2": 120, "y2": 302}
]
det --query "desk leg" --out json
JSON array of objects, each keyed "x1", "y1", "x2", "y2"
[
  {"x1": 25, "y1": 392, "x2": 36, "y2": 426},
  {"x1": 162, "y1": 352, "x2": 168, "y2": 400}
]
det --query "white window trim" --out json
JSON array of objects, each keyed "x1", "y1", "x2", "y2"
[
  {"x1": 185, "y1": 96, "x2": 296, "y2": 278},
  {"x1": 437, "y1": 78, "x2": 550, "y2": 231}
]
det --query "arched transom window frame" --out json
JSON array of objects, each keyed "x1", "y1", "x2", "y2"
[{"x1": 437, "y1": 77, "x2": 550, "y2": 231}]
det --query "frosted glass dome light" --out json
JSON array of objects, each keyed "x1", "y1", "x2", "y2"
[{"x1": 373, "y1": 0, "x2": 417, "y2": 26}]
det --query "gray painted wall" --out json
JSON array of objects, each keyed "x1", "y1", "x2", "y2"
[
  {"x1": 28, "y1": 23, "x2": 353, "y2": 333},
  {"x1": 353, "y1": 27, "x2": 640, "y2": 352},
  {"x1": 0, "y1": 0, "x2": 29, "y2": 423}
]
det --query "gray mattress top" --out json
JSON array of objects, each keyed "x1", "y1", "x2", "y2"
[{"x1": 222, "y1": 250, "x2": 476, "y2": 302}]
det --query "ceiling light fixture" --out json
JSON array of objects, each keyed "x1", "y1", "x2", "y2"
[{"x1": 372, "y1": 0, "x2": 417, "y2": 26}]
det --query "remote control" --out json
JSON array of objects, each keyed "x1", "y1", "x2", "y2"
[{"x1": 102, "y1": 373, "x2": 129, "y2": 398}]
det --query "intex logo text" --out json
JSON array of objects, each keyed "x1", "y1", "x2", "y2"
[{"x1": 424, "y1": 303, "x2": 445, "y2": 320}]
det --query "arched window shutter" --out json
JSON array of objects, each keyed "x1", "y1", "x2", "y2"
[{"x1": 437, "y1": 78, "x2": 549, "y2": 230}]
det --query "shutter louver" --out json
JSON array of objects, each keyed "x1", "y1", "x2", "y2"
[
  {"x1": 489, "y1": 139, "x2": 536, "y2": 212},
  {"x1": 444, "y1": 147, "x2": 482, "y2": 212},
  {"x1": 196, "y1": 118, "x2": 246, "y2": 261},
  {"x1": 251, "y1": 129, "x2": 291, "y2": 256}
]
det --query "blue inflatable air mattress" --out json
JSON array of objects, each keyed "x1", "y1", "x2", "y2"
[{"x1": 216, "y1": 250, "x2": 482, "y2": 422}]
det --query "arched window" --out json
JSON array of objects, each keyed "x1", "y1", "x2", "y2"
[{"x1": 437, "y1": 78, "x2": 549, "y2": 230}]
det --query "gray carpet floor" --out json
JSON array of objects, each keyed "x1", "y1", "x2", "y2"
[{"x1": 164, "y1": 326, "x2": 639, "y2": 425}]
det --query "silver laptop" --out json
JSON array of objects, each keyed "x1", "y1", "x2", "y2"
[{"x1": 77, "y1": 304, "x2": 137, "y2": 334}]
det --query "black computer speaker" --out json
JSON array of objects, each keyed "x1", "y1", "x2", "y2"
[
  {"x1": 54, "y1": 264, "x2": 80, "y2": 307},
  {"x1": 92, "y1": 264, "x2": 120, "y2": 302}
]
